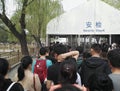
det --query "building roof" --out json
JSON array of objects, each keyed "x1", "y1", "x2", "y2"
[{"x1": 47, "y1": 0, "x2": 120, "y2": 35}]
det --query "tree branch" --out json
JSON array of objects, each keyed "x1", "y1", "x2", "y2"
[
  {"x1": 0, "y1": 26, "x2": 11, "y2": 33},
  {"x1": 31, "y1": 34, "x2": 42, "y2": 47},
  {"x1": 19, "y1": 0, "x2": 28, "y2": 36},
  {"x1": 0, "y1": 14, "x2": 21, "y2": 38},
  {"x1": 27, "y1": 0, "x2": 34, "y2": 5},
  {"x1": 0, "y1": 14, "x2": 2, "y2": 18},
  {"x1": 1, "y1": 0, "x2": 5, "y2": 14}
]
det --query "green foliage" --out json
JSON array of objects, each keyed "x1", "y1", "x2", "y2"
[
  {"x1": 10, "y1": 0, "x2": 63, "y2": 43},
  {"x1": 0, "y1": 20, "x2": 18, "y2": 43},
  {"x1": 0, "y1": 20, "x2": 8, "y2": 43},
  {"x1": 10, "y1": 10, "x2": 21, "y2": 33},
  {"x1": 102, "y1": 0, "x2": 120, "y2": 10},
  {"x1": 7, "y1": 33, "x2": 18, "y2": 43},
  {"x1": 0, "y1": 28, "x2": 8, "y2": 43},
  {"x1": 0, "y1": 30, "x2": 8, "y2": 43},
  {"x1": 26, "y1": 0, "x2": 63, "y2": 38}
]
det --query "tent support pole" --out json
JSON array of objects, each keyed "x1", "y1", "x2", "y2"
[
  {"x1": 46, "y1": 34, "x2": 49, "y2": 46},
  {"x1": 78, "y1": 35, "x2": 80, "y2": 46},
  {"x1": 109, "y1": 35, "x2": 112, "y2": 45}
]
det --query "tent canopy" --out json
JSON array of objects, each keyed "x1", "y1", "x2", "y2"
[{"x1": 47, "y1": 0, "x2": 120, "y2": 35}]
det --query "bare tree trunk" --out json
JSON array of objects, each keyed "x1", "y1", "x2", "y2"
[{"x1": 19, "y1": 36, "x2": 29, "y2": 56}]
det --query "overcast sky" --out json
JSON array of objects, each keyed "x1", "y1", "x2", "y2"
[
  {"x1": 6, "y1": 0, "x2": 84, "y2": 17},
  {"x1": 6, "y1": 0, "x2": 17, "y2": 18}
]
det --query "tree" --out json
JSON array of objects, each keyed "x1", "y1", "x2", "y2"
[
  {"x1": 24, "y1": 0, "x2": 63, "y2": 47},
  {"x1": 0, "y1": 0, "x2": 33, "y2": 56},
  {"x1": 0, "y1": 0, "x2": 63, "y2": 56},
  {"x1": 102, "y1": 0, "x2": 120, "y2": 10},
  {"x1": 0, "y1": 21, "x2": 8, "y2": 43}
]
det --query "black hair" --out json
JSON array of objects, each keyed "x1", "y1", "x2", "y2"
[
  {"x1": 107, "y1": 48, "x2": 120, "y2": 68},
  {"x1": 53, "y1": 44, "x2": 67, "y2": 55},
  {"x1": 76, "y1": 46, "x2": 83, "y2": 54},
  {"x1": 18, "y1": 56, "x2": 32, "y2": 81},
  {"x1": 88, "y1": 72, "x2": 113, "y2": 91},
  {"x1": 82, "y1": 52, "x2": 91, "y2": 61},
  {"x1": 39, "y1": 47, "x2": 48, "y2": 55},
  {"x1": 0, "y1": 58, "x2": 9, "y2": 89},
  {"x1": 91, "y1": 43, "x2": 102, "y2": 53},
  {"x1": 101, "y1": 43, "x2": 109, "y2": 53},
  {"x1": 54, "y1": 84, "x2": 81, "y2": 91},
  {"x1": 66, "y1": 45, "x2": 72, "y2": 52},
  {"x1": 59, "y1": 58, "x2": 77, "y2": 84}
]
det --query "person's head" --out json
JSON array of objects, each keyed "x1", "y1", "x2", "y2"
[
  {"x1": 82, "y1": 52, "x2": 91, "y2": 61},
  {"x1": 0, "y1": 58, "x2": 9, "y2": 89},
  {"x1": 76, "y1": 46, "x2": 83, "y2": 54},
  {"x1": 100, "y1": 51, "x2": 107, "y2": 60},
  {"x1": 59, "y1": 58, "x2": 77, "y2": 84},
  {"x1": 66, "y1": 45, "x2": 72, "y2": 52},
  {"x1": 18, "y1": 56, "x2": 33, "y2": 81},
  {"x1": 107, "y1": 48, "x2": 120, "y2": 68},
  {"x1": 101, "y1": 43, "x2": 109, "y2": 53},
  {"x1": 39, "y1": 47, "x2": 48, "y2": 56},
  {"x1": 87, "y1": 72, "x2": 113, "y2": 91},
  {"x1": 54, "y1": 84, "x2": 82, "y2": 91},
  {"x1": 53, "y1": 44, "x2": 67, "y2": 59},
  {"x1": 90, "y1": 43, "x2": 102, "y2": 56}
]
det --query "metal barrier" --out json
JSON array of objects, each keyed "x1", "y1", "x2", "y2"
[
  {"x1": 0, "y1": 50, "x2": 22, "y2": 66},
  {"x1": 0, "y1": 44, "x2": 36, "y2": 67}
]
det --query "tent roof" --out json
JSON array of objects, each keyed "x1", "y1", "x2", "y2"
[{"x1": 47, "y1": 0, "x2": 120, "y2": 35}]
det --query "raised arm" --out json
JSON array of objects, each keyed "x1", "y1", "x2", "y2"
[{"x1": 57, "y1": 51, "x2": 79, "y2": 62}]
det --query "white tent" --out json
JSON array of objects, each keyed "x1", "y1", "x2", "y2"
[{"x1": 47, "y1": 0, "x2": 120, "y2": 35}]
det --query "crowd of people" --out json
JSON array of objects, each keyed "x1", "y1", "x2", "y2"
[{"x1": 0, "y1": 42, "x2": 120, "y2": 91}]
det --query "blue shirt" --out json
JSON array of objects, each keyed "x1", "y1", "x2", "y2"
[{"x1": 32, "y1": 58, "x2": 52, "y2": 73}]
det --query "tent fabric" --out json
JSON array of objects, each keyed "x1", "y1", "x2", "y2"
[{"x1": 47, "y1": 0, "x2": 120, "y2": 35}]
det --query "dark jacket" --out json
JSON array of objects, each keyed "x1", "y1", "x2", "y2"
[
  {"x1": 1, "y1": 79, "x2": 24, "y2": 91},
  {"x1": 80, "y1": 57, "x2": 111, "y2": 86}
]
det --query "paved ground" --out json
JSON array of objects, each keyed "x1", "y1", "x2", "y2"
[{"x1": 8, "y1": 64, "x2": 19, "y2": 81}]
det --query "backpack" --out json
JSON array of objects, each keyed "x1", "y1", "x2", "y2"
[{"x1": 34, "y1": 59, "x2": 47, "y2": 83}]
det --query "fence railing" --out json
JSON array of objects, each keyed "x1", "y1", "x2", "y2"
[
  {"x1": 0, "y1": 50, "x2": 22, "y2": 67},
  {"x1": 0, "y1": 44, "x2": 37, "y2": 67}
]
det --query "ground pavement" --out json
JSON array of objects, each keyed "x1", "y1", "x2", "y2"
[{"x1": 8, "y1": 64, "x2": 19, "y2": 81}]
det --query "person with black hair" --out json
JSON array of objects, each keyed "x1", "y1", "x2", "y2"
[
  {"x1": 66, "y1": 45, "x2": 72, "y2": 52},
  {"x1": 32, "y1": 47, "x2": 53, "y2": 91},
  {"x1": 17, "y1": 56, "x2": 41, "y2": 91},
  {"x1": 32, "y1": 47, "x2": 53, "y2": 73},
  {"x1": 77, "y1": 52, "x2": 91, "y2": 75},
  {"x1": 80, "y1": 43, "x2": 111, "y2": 87},
  {"x1": 76, "y1": 46, "x2": 84, "y2": 69},
  {"x1": 82, "y1": 52, "x2": 91, "y2": 61},
  {"x1": 59, "y1": 58, "x2": 78, "y2": 84},
  {"x1": 107, "y1": 49, "x2": 120, "y2": 91},
  {"x1": 0, "y1": 58, "x2": 24, "y2": 91},
  {"x1": 87, "y1": 72, "x2": 113, "y2": 91},
  {"x1": 46, "y1": 46, "x2": 57, "y2": 64},
  {"x1": 50, "y1": 84, "x2": 83, "y2": 91},
  {"x1": 49, "y1": 58, "x2": 86, "y2": 91},
  {"x1": 46, "y1": 44, "x2": 79, "y2": 90}
]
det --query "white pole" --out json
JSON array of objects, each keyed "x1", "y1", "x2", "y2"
[
  {"x1": 109, "y1": 35, "x2": 112, "y2": 45},
  {"x1": 46, "y1": 34, "x2": 48, "y2": 46}
]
